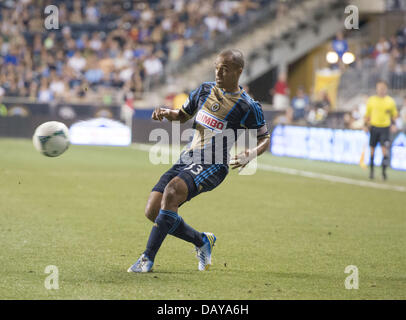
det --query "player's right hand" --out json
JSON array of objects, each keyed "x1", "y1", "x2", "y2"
[{"x1": 152, "y1": 107, "x2": 170, "y2": 121}]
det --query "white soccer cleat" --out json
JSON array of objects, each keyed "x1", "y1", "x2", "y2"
[
  {"x1": 127, "y1": 254, "x2": 153, "y2": 273},
  {"x1": 195, "y1": 232, "x2": 216, "y2": 271}
]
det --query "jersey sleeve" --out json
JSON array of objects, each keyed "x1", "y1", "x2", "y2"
[
  {"x1": 241, "y1": 101, "x2": 270, "y2": 138},
  {"x1": 180, "y1": 85, "x2": 203, "y2": 120}
]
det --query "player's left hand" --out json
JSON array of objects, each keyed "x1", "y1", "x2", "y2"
[{"x1": 230, "y1": 150, "x2": 256, "y2": 171}]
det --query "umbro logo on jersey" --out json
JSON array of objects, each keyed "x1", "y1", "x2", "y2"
[{"x1": 196, "y1": 109, "x2": 227, "y2": 133}]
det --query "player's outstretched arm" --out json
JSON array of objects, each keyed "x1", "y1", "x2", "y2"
[
  {"x1": 151, "y1": 107, "x2": 188, "y2": 123},
  {"x1": 231, "y1": 135, "x2": 270, "y2": 170}
]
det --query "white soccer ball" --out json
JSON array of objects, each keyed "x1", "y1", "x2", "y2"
[{"x1": 33, "y1": 121, "x2": 70, "y2": 157}]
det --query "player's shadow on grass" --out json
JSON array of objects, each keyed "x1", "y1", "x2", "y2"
[{"x1": 85, "y1": 268, "x2": 200, "y2": 284}]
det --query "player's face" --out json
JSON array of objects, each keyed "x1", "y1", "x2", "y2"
[
  {"x1": 376, "y1": 82, "x2": 387, "y2": 96},
  {"x1": 215, "y1": 55, "x2": 242, "y2": 90}
]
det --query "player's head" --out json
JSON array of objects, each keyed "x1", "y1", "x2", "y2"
[
  {"x1": 376, "y1": 80, "x2": 388, "y2": 97},
  {"x1": 215, "y1": 49, "x2": 244, "y2": 91}
]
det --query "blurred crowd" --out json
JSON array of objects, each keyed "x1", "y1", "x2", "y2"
[
  {"x1": 359, "y1": 26, "x2": 406, "y2": 89},
  {"x1": 0, "y1": 0, "x2": 270, "y2": 104},
  {"x1": 268, "y1": 26, "x2": 406, "y2": 131},
  {"x1": 270, "y1": 72, "x2": 332, "y2": 127}
]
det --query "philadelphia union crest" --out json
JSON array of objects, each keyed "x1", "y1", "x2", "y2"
[{"x1": 211, "y1": 103, "x2": 220, "y2": 112}]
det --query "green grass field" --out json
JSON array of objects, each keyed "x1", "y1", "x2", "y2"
[{"x1": 1, "y1": 138, "x2": 405, "y2": 299}]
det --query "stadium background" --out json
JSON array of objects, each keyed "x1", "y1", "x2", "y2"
[
  {"x1": 0, "y1": 0, "x2": 406, "y2": 300},
  {"x1": 1, "y1": 0, "x2": 406, "y2": 169}
]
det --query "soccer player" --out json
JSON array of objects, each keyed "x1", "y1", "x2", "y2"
[
  {"x1": 127, "y1": 49, "x2": 270, "y2": 272},
  {"x1": 364, "y1": 80, "x2": 398, "y2": 180}
]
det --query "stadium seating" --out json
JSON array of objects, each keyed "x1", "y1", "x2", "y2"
[{"x1": 0, "y1": 0, "x2": 274, "y2": 105}]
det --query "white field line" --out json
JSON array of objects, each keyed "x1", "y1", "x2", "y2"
[
  {"x1": 132, "y1": 143, "x2": 406, "y2": 193},
  {"x1": 258, "y1": 163, "x2": 406, "y2": 193}
]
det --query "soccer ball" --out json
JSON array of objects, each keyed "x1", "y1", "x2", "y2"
[{"x1": 33, "y1": 121, "x2": 70, "y2": 157}]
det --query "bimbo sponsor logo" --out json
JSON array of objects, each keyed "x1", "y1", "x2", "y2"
[{"x1": 196, "y1": 110, "x2": 227, "y2": 133}]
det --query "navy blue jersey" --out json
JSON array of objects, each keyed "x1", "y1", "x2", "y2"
[{"x1": 179, "y1": 82, "x2": 269, "y2": 164}]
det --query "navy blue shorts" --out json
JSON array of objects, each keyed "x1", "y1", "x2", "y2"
[{"x1": 152, "y1": 160, "x2": 229, "y2": 204}]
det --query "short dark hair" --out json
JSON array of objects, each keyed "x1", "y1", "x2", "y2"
[{"x1": 219, "y1": 49, "x2": 245, "y2": 69}]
